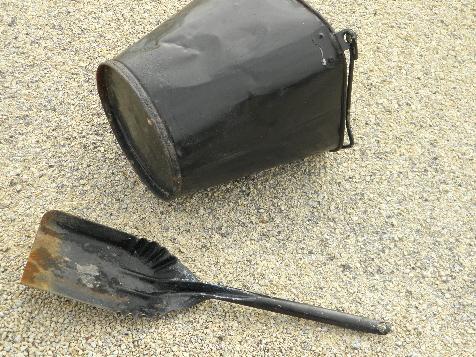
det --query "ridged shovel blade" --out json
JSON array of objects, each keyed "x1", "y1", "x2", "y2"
[{"x1": 21, "y1": 211, "x2": 202, "y2": 315}]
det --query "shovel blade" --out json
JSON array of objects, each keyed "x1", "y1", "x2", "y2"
[{"x1": 21, "y1": 211, "x2": 201, "y2": 315}]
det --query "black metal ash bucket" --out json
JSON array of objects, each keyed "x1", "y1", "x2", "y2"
[{"x1": 97, "y1": 0, "x2": 358, "y2": 199}]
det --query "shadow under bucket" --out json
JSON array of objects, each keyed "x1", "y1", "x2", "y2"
[{"x1": 97, "y1": 0, "x2": 358, "y2": 200}]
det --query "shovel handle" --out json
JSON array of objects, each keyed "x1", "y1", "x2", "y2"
[
  {"x1": 218, "y1": 294, "x2": 391, "y2": 335},
  {"x1": 172, "y1": 281, "x2": 390, "y2": 335}
]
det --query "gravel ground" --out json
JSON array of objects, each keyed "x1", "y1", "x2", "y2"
[{"x1": 1, "y1": 0, "x2": 475, "y2": 355}]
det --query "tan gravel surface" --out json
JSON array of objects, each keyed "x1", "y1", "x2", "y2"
[{"x1": 1, "y1": 0, "x2": 475, "y2": 355}]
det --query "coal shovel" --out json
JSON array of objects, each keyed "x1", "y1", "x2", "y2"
[{"x1": 21, "y1": 211, "x2": 391, "y2": 335}]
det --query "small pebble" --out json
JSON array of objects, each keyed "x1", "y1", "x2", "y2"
[{"x1": 352, "y1": 339, "x2": 361, "y2": 350}]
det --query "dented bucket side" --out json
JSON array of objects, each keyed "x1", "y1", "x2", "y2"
[{"x1": 98, "y1": 0, "x2": 353, "y2": 199}]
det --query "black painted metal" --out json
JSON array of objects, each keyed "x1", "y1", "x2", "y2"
[
  {"x1": 22, "y1": 211, "x2": 391, "y2": 335},
  {"x1": 97, "y1": 0, "x2": 358, "y2": 199}
]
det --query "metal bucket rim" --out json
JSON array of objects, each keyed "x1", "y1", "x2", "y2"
[
  {"x1": 295, "y1": 0, "x2": 336, "y2": 33},
  {"x1": 96, "y1": 60, "x2": 182, "y2": 199}
]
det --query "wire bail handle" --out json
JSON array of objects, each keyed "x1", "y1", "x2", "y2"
[{"x1": 333, "y1": 29, "x2": 358, "y2": 151}]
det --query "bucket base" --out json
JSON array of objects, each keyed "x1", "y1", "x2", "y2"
[{"x1": 97, "y1": 61, "x2": 181, "y2": 199}]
